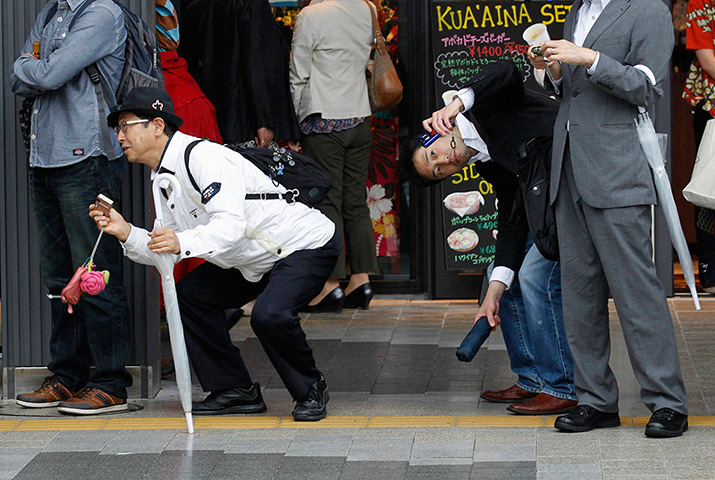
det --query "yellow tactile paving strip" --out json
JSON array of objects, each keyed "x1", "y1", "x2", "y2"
[{"x1": 1, "y1": 415, "x2": 713, "y2": 431}]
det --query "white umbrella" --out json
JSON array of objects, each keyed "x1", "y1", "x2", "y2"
[
  {"x1": 635, "y1": 112, "x2": 700, "y2": 310},
  {"x1": 152, "y1": 173, "x2": 195, "y2": 433}
]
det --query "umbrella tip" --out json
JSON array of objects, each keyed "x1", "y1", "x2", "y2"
[
  {"x1": 185, "y1": 412, "x2": 194, "y2": 434},
  {"x1": 689, "y1": 285, "x2": 701, "y2": 310}
]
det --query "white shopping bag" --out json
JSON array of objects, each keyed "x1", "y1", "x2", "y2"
[{"x1": 683, "y1": 118, "x2": 715, "y2": 209}]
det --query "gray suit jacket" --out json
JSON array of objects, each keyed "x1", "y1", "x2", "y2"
[{"x1": 548, "y1": 0, "x2": 674, "y2": 208}]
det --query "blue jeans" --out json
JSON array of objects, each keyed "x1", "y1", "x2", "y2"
[
  {"x1": 30, "y1": 156, "x2": 132, "y2": 398},
  {"x1": 487, "y1": 238, "x2": 576, "y2": 400}
]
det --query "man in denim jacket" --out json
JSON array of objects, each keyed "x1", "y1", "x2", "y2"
[{"x1": 10, "y1": 0, "x2": 133, "y2": 415}]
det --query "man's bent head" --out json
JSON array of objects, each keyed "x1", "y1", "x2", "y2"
[{"x1": 399, "y1": 131, "x2": 472, "y2": 186}]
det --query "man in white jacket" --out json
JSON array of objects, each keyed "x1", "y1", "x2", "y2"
[{"x1": 90, "y1": 87, "x2": 340, "y2": 421}]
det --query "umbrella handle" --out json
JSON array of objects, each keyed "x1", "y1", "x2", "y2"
[{"x1": 152, "y1": 173, "x2": 184, "y2": 227}]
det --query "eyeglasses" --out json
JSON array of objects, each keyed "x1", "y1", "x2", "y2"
[
  {"x1": 114, "y1": 119, "x2": 149, "y2": 134},
  {"x1": 418, "y1": 130, "x2": 440, "y2": 148}
]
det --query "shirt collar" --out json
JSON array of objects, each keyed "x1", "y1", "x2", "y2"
[
  {"x1": 583, "y1": 0, "x2": 610, "y2": 9},
  {"x1": 155, "y1": 131, "x2": 179, "y2": 173},
  {"x1": 66, "y1": 0, "x2": 87, "y2": 11}
]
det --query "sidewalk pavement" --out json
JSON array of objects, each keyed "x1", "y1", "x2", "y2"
[{"x1": 0, "y1": 296, "x2": 713, "y2": 479}]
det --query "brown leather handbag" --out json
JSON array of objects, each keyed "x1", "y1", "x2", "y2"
[{"x1": 364, "y1": 0, "x2": 402, "y2": 113}]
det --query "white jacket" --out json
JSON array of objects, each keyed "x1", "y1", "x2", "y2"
[
  {"x1": 289, "y1": 0, "x2": 374, "y2": 122},
  {"x1": 122, "y1": 132, "x2": 335, "y2": 282}
]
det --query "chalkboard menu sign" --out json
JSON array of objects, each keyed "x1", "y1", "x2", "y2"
[
  {"x1": 440, "y1": 167, "x2": 498, "y2": 271},
  {"x1": 431, "y1": 1, "x2": 570, "y2": 271},
  {"x1": 431, "y1": 1, "x2": 571, "y2": 100}
]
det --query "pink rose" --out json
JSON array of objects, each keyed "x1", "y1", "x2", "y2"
[{"x1": 80, "y1": 270, "x2": 106, "y2": 295}]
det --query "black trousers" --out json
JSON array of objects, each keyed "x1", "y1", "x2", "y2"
[{"x1": 176, "y1": 232, "x2": 342, "y2": 400}]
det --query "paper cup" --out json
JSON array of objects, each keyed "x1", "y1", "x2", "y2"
[{"x1": 522, "y1": 23, "x2": 550, "y2": 46}]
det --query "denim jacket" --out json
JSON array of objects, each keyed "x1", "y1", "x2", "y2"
[{"x1": 10, "y1": 0, "x2": 126, "y2": 167}]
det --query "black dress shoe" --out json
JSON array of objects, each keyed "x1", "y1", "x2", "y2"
[
  {"x1": 301, "y1": 287, "x2": 345, "y2": 313},
  {"x1": 554, "y1": 405, "x2": 620, "y2": 432},
  {"x1": 344, "y1": 283, "x2": 374, "y2": 310},
  {"x1": 193, "y1": 382, "x2": 267, "y2": 415},
  {"x1": 645, "y1": 408, "x2": 688, "y2": 438},
  {"x1": 293, "y1": 375, "x2": 329, "y2": 421}
]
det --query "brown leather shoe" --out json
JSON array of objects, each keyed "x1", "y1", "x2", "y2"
[
  {"x1": 16, "y1": 376, "x2": 76, "y2": 408},
  {"x1": 480, "y1": 384, "x2": 538, "y2": 404},
  {"x1": 57, "y1": 387, "x2": 128, "y2": 415},
  {"x1": 506, "y1": 393, "x2": 578, "y2": 415}
]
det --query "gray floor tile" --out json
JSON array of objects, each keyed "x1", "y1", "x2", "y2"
[
  {"x1": 600, "y1": 459, "x2": 667, "y2": 477},
  {"x1": 42, "y1": 430, "x2": 117, "y2": 452},
  {"x1": 100, "y1": 430, "x2": 177, "y2": 454},
  {"x1": 342, "y1": 326, "x2": 395, "y2": 342},
  {"x1": 0, "y1": 449, "x2": 42, "y2": 480},
  {"x1": 347, "y1": 438, "x2": 413, "y2": 462},
  {"x1": 410, "y1": 457, "x2": 474, "y2": 466},
  {"x1": 407, "y1": 463, "x2": 473, "y2": 480},
  {"x1": 391, "y1": 327, "x2": 442, "y2": 345},
  {"x1": 0, "y1": 430, "x2": 57, "y2": 448},
  {"x1": 537, "y1": 463, "x2": 602, "y2": 480},
  {"x1": 210, "y1": 453, "x2": 283, "y2": 480},
  {"x1": 339, "y1": 460, "x2": 408, "y2": 480},
  {"x1": 165, "y1": 431, "x2": 234, "y2": 451},
  {"x1": 471, "y1": 462, "x2": 537, "y2": 480},
  {"x1": 143, "y1": 450, "x2": 223, "y2": 480},
  {"x1": 12, "y1": 451, "x2": 97, "y2": 480},
  {"x1": 286, "y1": 434, "x2": 353, "y2": 457},
  {"x1": 411, "y1": 439, "x2": 474, "y2": 459},
  {"x1": 225, "y1": 438, "x2": 292, "y2": 454},
  {"x1": 274, "y1": 456, "x2": 345, "y2": 480},
  {"x1": 474, "y1": 445, "x2": 536, "y2": 462}
]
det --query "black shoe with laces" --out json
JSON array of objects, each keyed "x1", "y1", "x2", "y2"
[
  {"x1": 554, "y1": 404, "x2": 620, "y2": 432},
  {"x1": 645, "y1": 408, "x2": 688, "y2": 438},
  {"x1": 699, "y1": 260, "x2": 715, "y2": 294},
  {"x1": 192, "y1": 382, "x2": 266, "y2": 415},
  {"x1": 293, "y1": 376, "x2": 329, "y2": 421}
]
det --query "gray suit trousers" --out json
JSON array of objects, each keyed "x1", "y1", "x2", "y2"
[{"x1": 554, "y1": 149, "x2": 687, "y2": 415}]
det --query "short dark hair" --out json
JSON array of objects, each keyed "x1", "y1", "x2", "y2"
[
  {"x1": 399, "y1": 134, "x2": 441, "y2": 187},
  {"x1": 135, "y1": 113, "x2": 178, "y2": 137}
]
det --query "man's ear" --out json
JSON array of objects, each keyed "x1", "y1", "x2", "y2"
[{"x1": 152, "y1": 117, "x2": 166, "y2": 136}]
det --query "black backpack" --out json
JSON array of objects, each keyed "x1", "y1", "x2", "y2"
[
  {"x1": 515, "y1": 136, "x2": 559, "y2": 262},
  {"x1": 184, "y1": 140, "x2": 332, "y2": 208},
  {"x1": 44, "y1": 0, "x2": 164, "y2": 152}
]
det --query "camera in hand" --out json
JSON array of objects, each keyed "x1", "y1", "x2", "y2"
[{"x1": 94, "y1": 194, "x2": 114, "y2": 216}]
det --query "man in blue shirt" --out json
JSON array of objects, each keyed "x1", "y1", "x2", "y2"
[{"x1": 10, "y1": 0, "x2": 133, "y2": 415}]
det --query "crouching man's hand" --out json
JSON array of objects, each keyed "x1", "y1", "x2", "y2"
[
  {"x1": 89, "y1": 204, "x2": 131, "y2": 242},
  {"x1": 148, "y1": 228, "x2": 181, "y2": 254}
]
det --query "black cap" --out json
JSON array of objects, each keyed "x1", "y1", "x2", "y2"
[{"x1": 107, "y1": 87, "x2": 184, "y2": 129}]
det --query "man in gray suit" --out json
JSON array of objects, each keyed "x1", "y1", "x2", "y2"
[{"x1": 528, "y1": 0, "x2": 688, "y2": 437}]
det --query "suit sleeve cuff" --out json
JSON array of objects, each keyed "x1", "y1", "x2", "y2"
[
  {"x1": 490, "y1": 266, "x2": 515, "y2": 290},
  {"x1": 634, "y1": 64, "x2": 657, "y2": 86},
  {"x1": 587, "y1": 52, "x2": 600, "y2": 75},
  {"x1": 454, "y1": 87, "x2": 475, "y2": 111}
]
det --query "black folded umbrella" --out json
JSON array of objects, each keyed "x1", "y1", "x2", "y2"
[{"x1": 455, "y1": 316, "x2": 492, "y2": 362}]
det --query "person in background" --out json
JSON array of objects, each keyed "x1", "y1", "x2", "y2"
[
  {"x1": 290, "y1": 0, "x2": 379, "y2": 312},
  {"x1": 180, "y1": 0, "x2": 299, "y2": 147},
  {"x1": 10, "y1": 0, "x2": 132, "y2": 415},
  {"x1": 529, "y1": 0, "x2": 688, "y2": 437},
  {"x1": 156, "y1": 0, "x2": 223, "y2": 145},
  {"x1": 400, "y1": 60, "x2": 577, "y2": 416},
  {"x1": 94, "y1": 87, "x2": 340, "y2": 421},
  {"x1": 683, "y1": 0, "x2": 715, "y2": 295}
]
